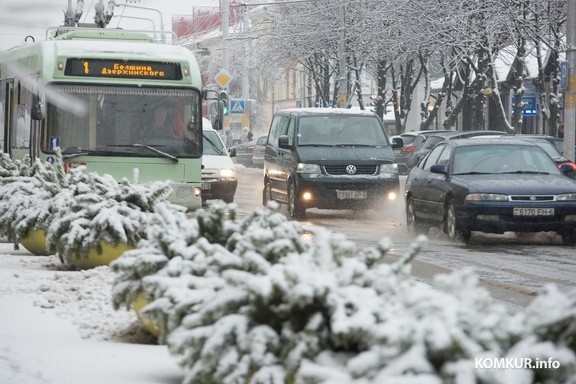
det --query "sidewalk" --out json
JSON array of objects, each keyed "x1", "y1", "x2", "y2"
[{"x1": 0, "y1": 243, "x2": 182, "y2": 384}]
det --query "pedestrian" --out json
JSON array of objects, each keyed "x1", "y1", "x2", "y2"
[{"x1": 247, "y1": 130, "x2": 254, "y2": 141}]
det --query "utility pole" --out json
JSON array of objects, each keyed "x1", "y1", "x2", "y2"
[
  {"x1": 221, "y1": 0, "x2": 230, "y2": 73},
  {"x1": 242, "y1": 8, "x2": 250, "y2": 99},
  {"x1": 565, "y1": 0, "x2": 576, "y2": 161}
]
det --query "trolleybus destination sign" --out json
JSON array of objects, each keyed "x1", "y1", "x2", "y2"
[{"x1": 64, "y1": 59, "x2": 182, "y2": 80}]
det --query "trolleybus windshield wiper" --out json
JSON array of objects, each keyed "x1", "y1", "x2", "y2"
[
  {"x1": 61, "y1": 150, "x2": 97, "y2": 161},
  {"x1": 132, "y1": 143, "x2": 179, "y2": 163}
]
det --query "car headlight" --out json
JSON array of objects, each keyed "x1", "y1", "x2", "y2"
[
  {"x1": 465, "y1": 193, "x2": 508, "y2": 201},
  {"x1": 220, "y1": 169, "x2": 236, "y2": 178},
  {"x1": 297, "y1": 163, "x2": 321, "y2": 174},
  {"x1": 557, "y1": 193, "x2": 576, "y2": 201},
  {"x1": 380, "y1": 163, "x2": 398, "y2": 174}
]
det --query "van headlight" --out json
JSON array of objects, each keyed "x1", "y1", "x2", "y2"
[
  {"x1": 380, "y1": 163, "x2": 398, "y2": 174},
  {"x1": 220, "y1": 169, "x2": 236, "y2": 178},
  {"x1": 297, "y1": 163, "x2": 321, "y2": 174}
]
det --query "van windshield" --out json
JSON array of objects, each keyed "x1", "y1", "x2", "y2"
[
  {"x1": 297, "y1": 115, "x2": 389, "y2": 147},
  {"x1": 203, "y1": 131, "x2": 227, "y2": 156}
]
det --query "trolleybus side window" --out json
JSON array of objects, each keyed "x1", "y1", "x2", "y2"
[{"x1": 13, "y1": 81, "x2": 31, "y2": 149}]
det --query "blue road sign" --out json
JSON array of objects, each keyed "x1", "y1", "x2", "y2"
[
  {"x1": 512, "y1": 95, "x2": 537, "y2": 116},
  {"x1": 49, "y1": 136, "x2": 60, "y2": 151},
  {"x1": 230, "y1": 99, "x2": 245, "y2": 114},
  {"x1": 522, "y1": 96, "x2": 537, "y2": 116}
]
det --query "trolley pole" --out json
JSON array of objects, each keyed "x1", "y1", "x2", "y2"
[{"x1": 565, "y1": 0, "x2": 576, "y2": 161}]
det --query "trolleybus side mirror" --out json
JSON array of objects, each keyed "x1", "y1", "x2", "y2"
[
  {"x1": 31, "y1": 92, "x2": 45, "y2": 121},
  {"x1": 214, "y1": 115, "x2": 223, "y2": 131},
  {"x1": 203, "y1": 90, "x2": 223, "y2": 131}
]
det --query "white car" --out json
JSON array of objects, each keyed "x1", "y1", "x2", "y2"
[{"x1": 201, "y1": 119, "x2": 238, "y2": 203}]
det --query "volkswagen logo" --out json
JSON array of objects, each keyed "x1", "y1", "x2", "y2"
[
  {"x1": 346, "y1": 165, "x2": 357, "y2": 175},
  {"x1": 530, "y1": 196, "x2": 536, "y2": 201}
]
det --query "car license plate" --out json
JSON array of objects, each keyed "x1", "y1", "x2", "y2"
[
  {"x1": 513, "y1": 207, "x2": 554, "y2": 216},
  {"x1": 336, "y1": 190, "x2": 367, "y2": 199},
  {"x1": 201, "y1": 182, "x2": 211, "y2": 190}
]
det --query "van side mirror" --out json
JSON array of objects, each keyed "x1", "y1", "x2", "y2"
[
  {"x1": 391, "y1": 136, "x2": 403, "y2": 149},
  {"x1": 278, "y1": 135, "x2": 292, "y2": 149},
  {"x1": 228, "y1": 147, "x2": 236, "y2": 157}
]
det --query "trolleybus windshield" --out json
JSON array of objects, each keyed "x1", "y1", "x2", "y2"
[{"x1": 42, "y1": 85, "x2": 202, "y2": 159}]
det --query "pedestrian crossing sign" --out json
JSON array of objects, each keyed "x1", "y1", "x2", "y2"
[{"x1": 230, "y1": 99, "x2": 245, "y2": 114}]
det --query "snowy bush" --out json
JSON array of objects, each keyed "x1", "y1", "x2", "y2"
[
  {"x1": 111, "y1": 202, "x2": 576, "y2": 384},
  {"x1": 0, "y1": 153, "x2": 62, "y2": 247},
  {"x1": 0, "y1": 152, "x2": 33, "y2": 243},
  {"x1": 44, "y1": 163, "x2": 179, "y2": 265},
  {"x1": 1, "y1": 149, "x2": 181, "y2": 265}
]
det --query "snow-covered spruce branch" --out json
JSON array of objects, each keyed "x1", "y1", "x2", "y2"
[
  {"x1": 44, "y1": 164, "x2": 179, "y2": 264},
  {"x1": 0, "y1": 154, "x2": 67, "y2": 247},
  {"x1": 112, "y1": 201, "x2": 576, "y2": 384}
]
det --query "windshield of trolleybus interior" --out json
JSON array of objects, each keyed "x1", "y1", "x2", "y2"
[{"x1": 41, "y1": 85, "x2": 202, "y2": 158}]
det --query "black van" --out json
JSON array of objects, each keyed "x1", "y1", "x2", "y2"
[{"x1": 262, "y1": 108, "x2": 403, "y2": 218}]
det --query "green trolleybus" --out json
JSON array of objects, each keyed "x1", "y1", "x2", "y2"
[{"x1": 0, "y1": 27, "x2": 214, "y2": 210}]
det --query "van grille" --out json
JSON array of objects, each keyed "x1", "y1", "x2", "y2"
[{"x1": 323, "y1": 165, "x2": 378, "y2": 175}]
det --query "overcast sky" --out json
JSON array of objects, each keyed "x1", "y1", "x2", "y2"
[{"x1": 0, "y1": 0, "x2": 219, "y2": 51}]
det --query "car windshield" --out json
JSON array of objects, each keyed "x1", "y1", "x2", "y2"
[
  {"x1": 423, "y1": 135, "x2": 446, "y2": 149},
  {"x1": 452, "y1": 144, "x2": 561, "y2": 175},
  {"x1": 401, "y1": 135, "x2": 417, "y2": 145},
  {"x1": 256, "y1": 136, "x2": 267, "y2": 145},
  {"x1": 297, "y1": 115, "x2": 389, "y2": 147}
]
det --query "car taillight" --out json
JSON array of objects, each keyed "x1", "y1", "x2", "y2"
[
  {"x1": 402, "y1": 144, "x2": 416, "y2": 153},
  {"x1": 557, "y1": 161, "x2": 576, "y2": 172}
]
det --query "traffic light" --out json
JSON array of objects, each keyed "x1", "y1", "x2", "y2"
[{"x1": 219, "y1": 90, "x2": 229, "y2": 116}]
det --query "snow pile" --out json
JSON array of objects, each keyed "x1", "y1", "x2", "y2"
[{"x1": 110, "y1": 201, "x2": 576, "y2": 384}]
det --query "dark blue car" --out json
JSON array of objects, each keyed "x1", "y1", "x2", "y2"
[{"x1": 405, "y1": 137, "x2": 576, "y2": 244}]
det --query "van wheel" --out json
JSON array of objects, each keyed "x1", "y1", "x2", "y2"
[
  {"x1": 287, "y1": 181, "x2": 305, "y2": 219},
  {"x1": 263, "y1": 179, "x2": 272, "y2": 206}
]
